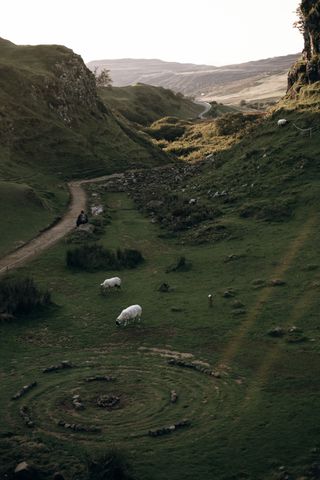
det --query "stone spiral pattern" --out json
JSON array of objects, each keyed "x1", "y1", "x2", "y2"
[{"x1": 7, "y1": 353, "x2": 240, "y2": 446}]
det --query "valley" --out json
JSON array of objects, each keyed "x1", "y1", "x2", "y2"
[{"x1": 1, "y1": 2, "x2": 320, "y2": 477}]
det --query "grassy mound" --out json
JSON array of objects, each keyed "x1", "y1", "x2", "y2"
[{"x1": 98, "y1": 83, "x2": 202, "y2": 126}]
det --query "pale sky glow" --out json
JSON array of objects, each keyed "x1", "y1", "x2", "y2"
[{"x1": 1, "y1": 0, "x2": 303, "y2": 66}]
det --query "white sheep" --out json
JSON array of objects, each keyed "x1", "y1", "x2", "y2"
[
  {"x1": 277, "y1": 118, "x2": 288, "y2": 126},
  {"x1": 100, "y1": 277, "x2": 121, "y2": 294},
  {"x1": 116, "y1": 304, "x2": 142, "y2": 327}
]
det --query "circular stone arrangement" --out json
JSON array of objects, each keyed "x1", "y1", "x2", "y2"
[{"x1": 6, "y1": 350, "x2": 242, "y2": 446}]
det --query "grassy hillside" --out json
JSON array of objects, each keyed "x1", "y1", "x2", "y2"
[
  {"x1": 1, "y1": 179, "x2": 320, "y2": 479},
  {"x1": 126, "y1": 82, "x2": 320, "y2": 241},
  {"x1": 98, "y1": 83, "x2": 203, "y2": 126},
  {"x1": 0, "y1": 38, "x2": 168, "y2": 180},
  {"x1": 0, "y1": 38, "x2": 170, "y2": 255},
  {"x1": 145, "y1": 112, "x2": 262, "y2": 162}
]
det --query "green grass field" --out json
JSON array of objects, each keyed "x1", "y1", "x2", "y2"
[
  {"x1": 0, "y1": 180, "x2": 69, "y2": 257},
  {"x1": 1, "y1": 190, "x2": 319, "y2": 479}
]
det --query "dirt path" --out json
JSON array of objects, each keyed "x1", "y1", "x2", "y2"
[
  {"x1": 0, "y1": 173, "x2": 124, "y2": 275},
  {"x1": 193, "y1": 100, "x2": 212, "y2": 119}
]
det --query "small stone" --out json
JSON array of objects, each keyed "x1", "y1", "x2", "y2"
[
  {"x1": 232, "y1": 309, "x2": 246, "y2": 315},
  {"x1": 268, "y1": 327, "x2": 285, "y2": 337},
  {"x1": 269, "y1": 279, "x2": 286, "y2": 286},
  {"x1": 288, "y1": 325, "x2": 302, "y2": 333},
  {"x1": 158, "y1": 283, "x2": 171, "y2": 293},
  {"x1": 224, "y1": 254, "x2": 240, "y2": 263},
  {"x1": 170, "y1": 390, "x2": 178, "y2": 403},
  {"x1": 232, "y1": 300, "x2": 245, "y2": 309},
  {"x1": 14, "y1": 462, "x2": 34, "y2": 479},
  {"x1": 251, "y1": 279, "x2": 266, "y2": 288},
  {"x1": 223, "y1": 290, "x2": 235, "y2": 298}
]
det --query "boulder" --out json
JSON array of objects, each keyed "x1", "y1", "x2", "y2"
[
  {"x1": 267, "y1": 327, "x2": 285, "y2": 337},
  {"x1": 269, "y1": 279, "x2": 286, "y2": 286},
  {"x1": 14, "y1": 462, "x2": 35, "y2": 480}
]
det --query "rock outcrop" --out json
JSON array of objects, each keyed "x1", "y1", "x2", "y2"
[
  {"x1": 0, "y1": 38, "x2": 169, "y2": 180},
  {"x1": 288, "y1": 1, "x2": 320, "y2": 93}
]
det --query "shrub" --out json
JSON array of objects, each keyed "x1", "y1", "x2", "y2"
[
  {"x1": 66, "y1": 244, "x2": 144, "y2": 271},
  {"x1": 215, "y1": 112, "x2": 260, "y2": 136},
  {"x1": 116, "y1": 248, "x2": 144, "y2": 268},
  {"x1": 66, "y1": 244, "x2": 117, "y2": 270},
  {"x1": 86, "y1": 450, "x2": 135, "y2": 480},
  {"x1": 146, "y1": 117, "x2": 187, "y2": 141},
  {"x1": 166, "y1": 256, "x2": 192, "y2": 273},
  {"x1": 0, "y1": 276, "x2": 51, "y2": 316}
]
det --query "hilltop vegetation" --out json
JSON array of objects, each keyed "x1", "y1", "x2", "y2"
[
  {"x1": 145, "y1": 112, "x2": 262, "y2": 162},
  {"x1": 98, "y1": 83, "x2": 202, "y2": 126}
]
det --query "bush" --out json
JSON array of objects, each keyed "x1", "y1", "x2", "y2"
[
  {"x1": 166, "y1": 256, "x2": 192, "y2": 273},
  {"x1": 116, "y1": 248, "x2": 144, "y2": 268},
  {"x1": 145, "y1": 117, "x2": 187, "y2": 141},
  {"x1": 0, "y1": 276, "x2": 51, "y2": 316},
  {"x1": 86, "y1": 450, "x2": 135, "y2": 480},
  {"x1": 66, "y1": 244, "x2": 144, "y2": 271},
  {"x1": 215, "y1": 112, "x2": 260, "y2": 136}
]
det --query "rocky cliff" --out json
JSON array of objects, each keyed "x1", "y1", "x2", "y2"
[
  {"x1": 0, "y1": 38, "x2": 168, "y2": 180},
  {"x1": 288, "y1": 0, "x2": 320, "y2": 93}
]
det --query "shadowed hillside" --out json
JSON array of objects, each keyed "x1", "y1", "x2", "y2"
[
  {"x1": 0, "y1": 38, "x2": 169, "y2": 181},
  {"x1": 98, "y1": 83, "x2": 203, "y2": 126}
]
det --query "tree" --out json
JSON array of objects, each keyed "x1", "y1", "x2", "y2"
[{"x1": 94, "y1": 67, "x2": 113, "y2": 88}]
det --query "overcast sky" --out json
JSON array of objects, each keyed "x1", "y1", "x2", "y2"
[{"x1": 1, "y1": 0, "x2": 303, "y2": 66}]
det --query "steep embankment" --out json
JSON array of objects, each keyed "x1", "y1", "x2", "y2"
[
  {"x1": 0, "y1": 38, "x2": 168, "y2": 180},
  {"x1": 98, "y1": 83, "x2": 203, "y2": 126}
]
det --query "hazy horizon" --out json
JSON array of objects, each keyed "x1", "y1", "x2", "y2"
[
  {"x1": 1, "y1": 0, "x2": 303, "y2": 66},
  {"x1": 86, "y1": 53, "x2": 300, "y2": 68}
]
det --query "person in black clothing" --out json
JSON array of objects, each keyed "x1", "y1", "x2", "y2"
[{"x1": 76, "y1": 210, "x2": 88, "y2": 227}]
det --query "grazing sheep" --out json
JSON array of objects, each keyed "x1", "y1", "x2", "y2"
[
  {"x1": 116, "y1": 304, "x2": 142, "y2": 327},
  {"x1": 100, "y1": 277, "x2": 121, "y2": 294},
  {"x1": 277, "y1": 118, "x2": 288, "y2": 126}
]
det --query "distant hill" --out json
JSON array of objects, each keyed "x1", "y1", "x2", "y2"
[
  {"x1": 98, "y1": 83, "x2": 203, "y2": 126},
  {"x1": 87, "y1": 55, "x2": 300, "y2": 105}
]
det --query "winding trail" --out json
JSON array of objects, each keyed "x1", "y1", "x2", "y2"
[
  {"x1": 194, "y1": 100, "x2": 212, "y2": 119},
  {"x1": 0, "y1": 173, "x2": 124, "y2": 275}
]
